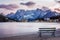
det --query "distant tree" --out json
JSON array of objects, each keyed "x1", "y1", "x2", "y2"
[{"x1": 0, "y1": 13, "x2": 8, "y2": 22}]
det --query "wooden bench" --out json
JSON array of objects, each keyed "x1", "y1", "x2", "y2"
[{"x1": 39, "y1": 28, "x2": 56, "y2": 37}]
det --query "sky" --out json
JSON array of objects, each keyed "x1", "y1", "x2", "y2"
[
  {"x1": 0, "y1": 0, "x2": 60, "y2": 15},
  {"x1": 0, "y1": 0, "x2": 56, "y2": 6}
]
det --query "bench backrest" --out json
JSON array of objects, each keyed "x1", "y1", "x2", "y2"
[
  {"x1": 39, "y1": 28, "x2": 56, "y2": 31},
  {"x1": 38, "y1": 28, "x2": 56, "y2": 37}
]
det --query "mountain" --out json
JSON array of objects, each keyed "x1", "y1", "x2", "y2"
[
  {"x1": 6, "y1": 12, "x2": 15, "y2": 19},
  {"x1": 23, "y1": 9, "x2": 41, "y2": 21},
  {"x1": 43, "y1": 10, "x2": 60, "y2": 18},
  {"x1": 6, "y1": 8, "x2": 60, "y2": 21},
  {"x1": 14, "y1": 9, "x2": 25, "y2": 21}
]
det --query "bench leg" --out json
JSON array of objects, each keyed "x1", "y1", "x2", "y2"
[
  {"x1": 52, "y1": 32, "x2": 55, "y2": 37},
  {"x1": 39, "y1": 32, "x2": 41, "y2": 37}
]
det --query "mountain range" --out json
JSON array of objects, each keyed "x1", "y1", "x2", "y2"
[{"x1": 6, "y1": 8, "x2": 60, "y2": 21}]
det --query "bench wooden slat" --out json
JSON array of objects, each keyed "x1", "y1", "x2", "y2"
[
  {"x1": 39, "y1": 28, "x2": 56, "y2": 31},
  {"x1": 39, "y1": 30, "x2": 56, "y2": 31},
  {"x1": 39, "y1": 27, "x2": 56, "y2": 29}
]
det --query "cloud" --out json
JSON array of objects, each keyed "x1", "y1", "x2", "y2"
[
  {"x1": 55, "y1": 0, "x2": 60, "y2": 3},
  {"x1": 0, "y1": 4, "x2": 19, "y2": 10},
  {"x1": 20, "y1": 1, "x2": 35, "y2": 6}
]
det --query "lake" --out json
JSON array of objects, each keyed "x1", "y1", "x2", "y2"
[{"x1": 0, "y1": 22, "x2": 60, "y2": 37}]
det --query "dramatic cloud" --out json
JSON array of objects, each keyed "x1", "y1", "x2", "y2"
[
  {"x1": 20, "y1": 1, "x2": 35, "y2": 6},
  {"x1": 55, "y1": 0, "x2": 60, "y2": 3},
  {"x1": 0, "y1": 4, "x2": 19, "y2": 10},
  {"x1": 54, "y1": 8, "x2": 60, "y2": 11}
]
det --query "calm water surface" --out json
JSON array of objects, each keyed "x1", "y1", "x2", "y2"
[{"x1": 0, "y1": 22, "x2": 60, "y2": 37}]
